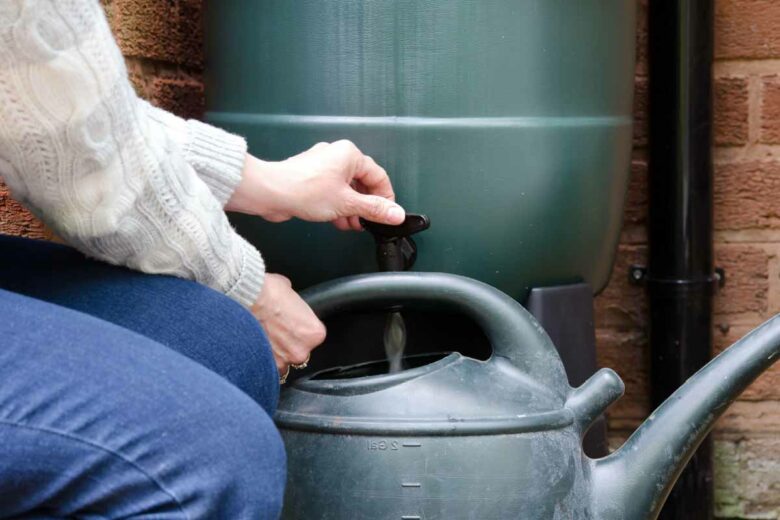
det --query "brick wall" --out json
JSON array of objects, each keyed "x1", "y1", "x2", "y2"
[
  {"x1": 103, "y1": 0, "x2": 206, "y2": 119},
  {"x1": 595, "y1": 1, "x2": 780, "y2": 518},
  {"x1": 0, "y1": 2, "x2": 777, "y2": 517},
  {"x1": 0, "y1": 0, "x2": 205, "y2": 238}
]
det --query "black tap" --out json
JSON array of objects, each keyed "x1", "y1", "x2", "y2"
[{"x1": 360, "y1": 214, "x2": 430, "y2": 272}]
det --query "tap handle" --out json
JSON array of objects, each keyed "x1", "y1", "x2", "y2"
[
  {"x1": 360, "y1": 214, "x2": 430, "y2": 272},
  {"x1": 360, "y1": 214, "x2": 430, "y2": 242}
]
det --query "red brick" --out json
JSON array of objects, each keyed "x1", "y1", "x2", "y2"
[
  {"x1": 714, "y1": 76, "x2": 750, "y2": 146},
  {"x1": 112, "y1": 0, "x2": 203, "y2": 69},
  {"x1": 713, "y1": 244, "x2": 769, "y2": 316},
  {"x1": 594, "y1": 245, "x2": 648, "y2": 330},
  {"x1": 99, "y1": 0, "x2": 115, "y2": 26},
  {"x1": 123, "y1": 57, "x2": 150, "y2": 98},
  {"x1": 147, "y1": 76, "x2": 205, "y2": 119},
  {"x1": 623, "y1": 159, "x2": 647, "y2": 229},
  {"x1": 635, "y1": 0, "x2": 648, "y2": 77},
  {"x1": 633, "y1": 77, "x2": 647, "y2": 147},
  {"x1": 716, "y1": 400, "x2": 780, "y2": 434},
  {"x1": 760, "y1": 75, "x2": 780, "y2": 144},
  {"x1": 715, "y1": 0, "x2": 780, "y2": 60},
  {"x1": 714, "y1": 324, "x2": 780, "y2": 401},
  {"x1": 596, "y1": 329, "x2": 650, "y2": 432},
  {"x1": 633, "y1": 76, "x2": 748, "y2": 148},
  {"x1": 714, "y1": 161, "x2": 780, "y2": 230},
  {"x1": 0, "y1": 179, "x2": 49, "y2": 239}
]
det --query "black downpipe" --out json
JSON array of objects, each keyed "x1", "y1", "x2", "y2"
[{"x1": 647, "y1": 1, "x2": 716, "y2": 519}]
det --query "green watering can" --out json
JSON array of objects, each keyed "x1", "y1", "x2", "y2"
[{"x1": 276, "y1": 272, "x2": 780, "y2": 519}]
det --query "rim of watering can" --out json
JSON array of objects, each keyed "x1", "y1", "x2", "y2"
[
  {"x1": 275, "y1": 352, "x2": 575, "y2": 435},
  {"x1": 274, "y1": 408, "x2": 574, "y2": 436},
  {"x1": 290, "y1": 352, "x2": 459, "y2": 396}
]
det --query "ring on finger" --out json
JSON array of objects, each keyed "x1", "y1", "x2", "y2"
[
  {"x1": 291, "y1": 354, "x2": 311, "y2": 370},
  {"x1": 279, "y1": 365, "x2": 291, "y2": 385}
]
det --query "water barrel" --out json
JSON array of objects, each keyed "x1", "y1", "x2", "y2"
[{"x1": 205, "y1": 1, "x2": 636, "y2": 300}]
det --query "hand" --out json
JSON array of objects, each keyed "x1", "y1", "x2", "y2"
[
  {"x1": 227, "y1": 140, "x2": 406, "y2": 230},
  {"x1": 251, "y1": 273, "x2": 326, "y2": 377}
]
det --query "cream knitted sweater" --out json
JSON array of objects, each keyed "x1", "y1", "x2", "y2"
[{"x1": 0, "y1": 0, "x2": 265, "y2": 307}]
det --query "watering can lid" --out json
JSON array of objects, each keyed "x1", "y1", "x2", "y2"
[{"x1": 275, "y1": 351, "x2": 573, "y2": 436}]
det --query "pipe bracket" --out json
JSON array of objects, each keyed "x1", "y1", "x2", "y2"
[{"x1": 628, "y1": 265, "x2": 725, "y2": 291}]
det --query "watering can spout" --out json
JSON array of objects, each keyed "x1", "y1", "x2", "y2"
[{"x1": 591, "y1": 314, "x2": 780, "y2": 520}]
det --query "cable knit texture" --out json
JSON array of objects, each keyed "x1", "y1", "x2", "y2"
[
  {"x1": 143, "y1": 101, "x2": 247, "y2": 207},
  {"x1": 0, "y1": 0, "x2": 264, "y2": 307}
]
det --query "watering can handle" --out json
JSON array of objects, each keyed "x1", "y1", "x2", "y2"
[{"x1": 301, "y1": 272, "x2": 569, "y2": 388}]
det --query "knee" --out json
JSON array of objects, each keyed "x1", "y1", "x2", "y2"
[
  {"x1": 201, "y1": 401, "x2": 287, "y2": 518},
  {"x1": 141, "y1": 278, "x2": 280, "y2": 414},
  {"x1": 222, "y1": 302, "x2": 280, "y2": 414},
  {"x1": 187, "y1": 285, "x2": 280, "y2": 413}
]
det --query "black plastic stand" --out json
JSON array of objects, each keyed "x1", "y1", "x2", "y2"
[{"x1": 526, "y1": 283, "x2": 609, "y2": 458}]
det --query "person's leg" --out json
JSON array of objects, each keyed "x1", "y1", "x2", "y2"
[
  {"x1": 0, "y1": 288, "x2": 285, "y2": 518},
  {"x1": 0, "y1": 234, "x2": 278, "y2": 414}
]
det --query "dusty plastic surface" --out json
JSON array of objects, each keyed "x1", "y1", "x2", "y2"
[
  {"x1": 278, "y1": 272, "x2": 621, "y2": 519},
  {"x1": 274, "y1": 273, "x2": 780, "y2": 519},
  {"x1": 204, "y1": 0, "x2": 637, "y2": 299}
]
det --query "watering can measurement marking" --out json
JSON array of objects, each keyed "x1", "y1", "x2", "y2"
[
  {"x1": 366, "y1": 439, "x2": 425, "y2": 451},
  {"x1": 366, "y1": 439, "x2": 401, "y2": 451}
]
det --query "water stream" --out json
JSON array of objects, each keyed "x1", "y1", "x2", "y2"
[{"x1": 383, "y1": 312, "x2": 407, "y2": 373}]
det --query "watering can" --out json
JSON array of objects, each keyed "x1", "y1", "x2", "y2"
[{"x1": 276, "y1": 272, "x2": 780, "y2": 519}]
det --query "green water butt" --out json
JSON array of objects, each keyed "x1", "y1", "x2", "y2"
[{"x1": 205, "y1": 0, "x2": 637, "y2": 299}]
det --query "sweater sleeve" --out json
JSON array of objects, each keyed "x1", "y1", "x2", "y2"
[
  {"x1": 0, "y1": 0, "x2": 264, "y2": 307},
  {"x1": 142, "y1": 101, "x2": 248, "y2": 207}
]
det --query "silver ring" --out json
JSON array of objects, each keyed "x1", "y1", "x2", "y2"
[
  {"x1": 279, "y1": 366, "x2": 291, "y2": 385},
  {"x1": 291, "y1": 354, "x2": 311, "y2": 371}
]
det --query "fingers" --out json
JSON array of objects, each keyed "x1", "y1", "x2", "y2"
[
  {"x1": 275, "y1": 354, "x2": 288, "y2": 375},
  {"x1": 349, "y1": 150, "x2": 403, "y2": 225},
  {"x1": 348, "y1": 215, "x2": 363, "y2": 231},
  {"x1": 331, "y1": 216, "x2": 364, "y2": 232},
  {"x1": 289, "y1": 320, "x2": 326, "y2": 365},
  {"x1": 332, "y1": 140, "x2": 395, "y2": 201},
  {"x1": 251, "y1": 273, "x2": 327, "y2": 379},
  {"x1": 296, "y1": 139, "x2": 405, "y2": 229},
  {"x1": 269, "y1": 318, "x2": 326, "y2": 377},
  {"x1": 346, "y1": 192, "x2": 405, "y2": 225},
  {"x1": 308, "y1": 141, "x2": 329, "y2": 152},
  {"x1": 332, "y1": 217, "x2": 351, "y2": 231},
  {"x1": 353, "y1": 155, "x2": 395, "y2": 200}
]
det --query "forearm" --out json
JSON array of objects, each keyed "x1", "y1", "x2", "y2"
[
  {"x1": 0, "y1": 0, "x2": 264, "y2": 307},
  {"x1": 143, "y1": 107, "x2": 283, "y2": 218},
  {"x1": 142, "y1": 101, "x2": 248, "y2": 206}
]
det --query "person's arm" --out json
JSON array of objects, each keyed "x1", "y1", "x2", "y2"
[
  {"x1": 142, "y1": 101, "x2": 407, "y2": 232},
  {"x1": 141, "y1": 101, "x2": 248, "y2": 207},
  {"x1": 0, "y1": 0, "x2": 404, "y2": 377},
  {"x1": 0, "y1": 1, "x2": 262, "y2": 307}
]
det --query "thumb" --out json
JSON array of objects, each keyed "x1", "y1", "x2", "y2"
[{"x1": 348, "y1": 193, "x2": 406, "y2": 225}]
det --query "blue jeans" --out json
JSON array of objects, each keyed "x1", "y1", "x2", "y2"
[{"x1": 0, "y1": 235, "x2": 285, "y2": 518}]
